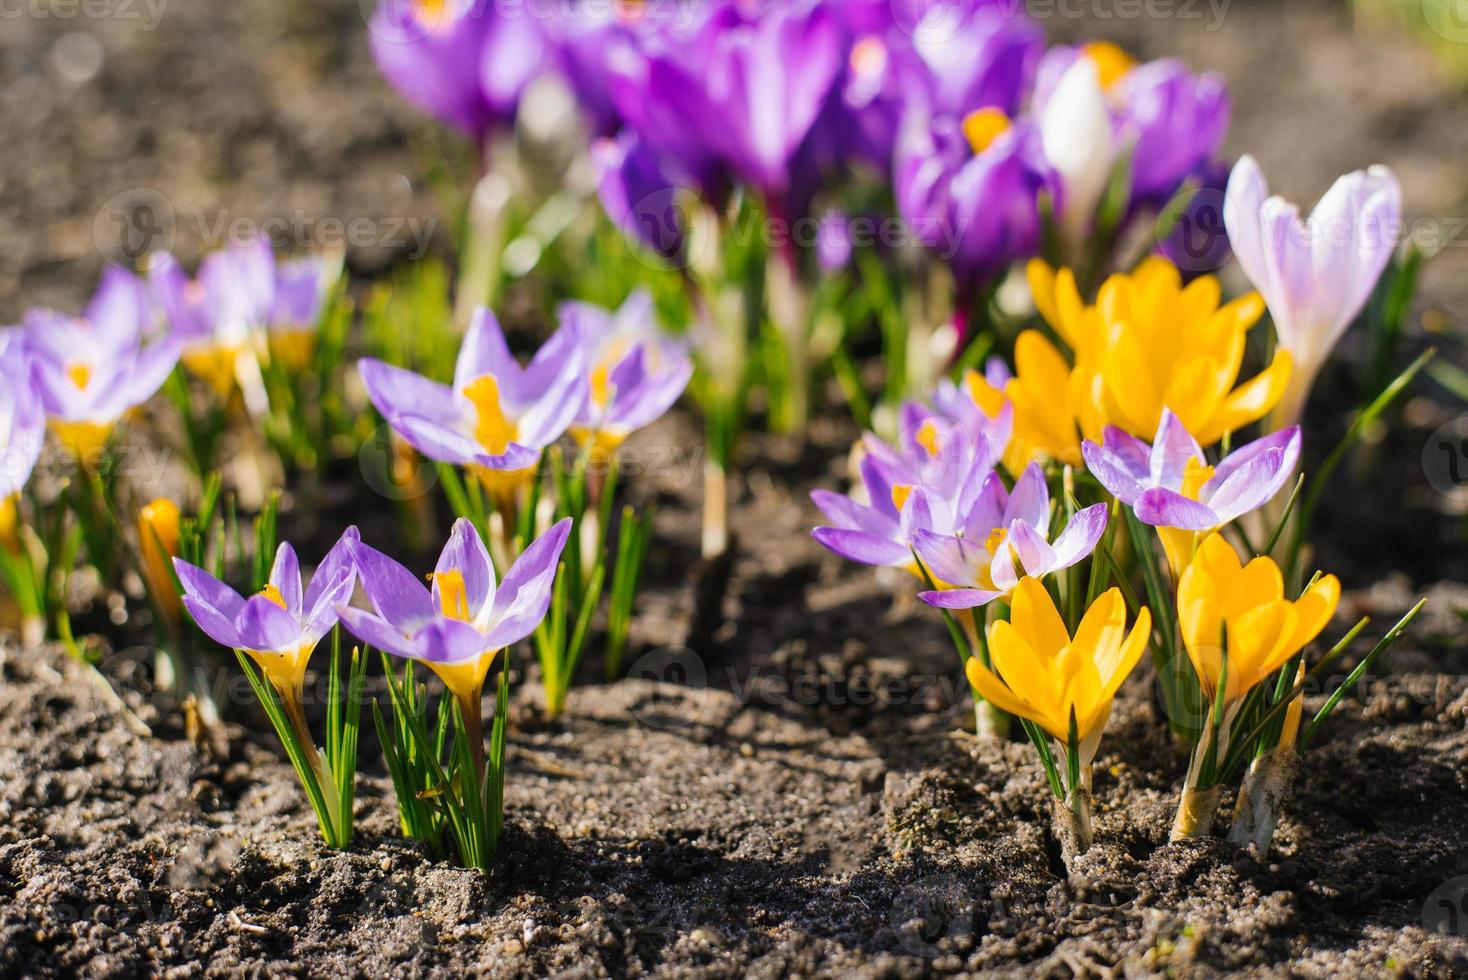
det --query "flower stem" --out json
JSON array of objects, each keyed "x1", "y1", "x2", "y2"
[
  {"x1": 1053, "y1": 785, "x2": 1094, "y2": 867},
  {"x1": 702, "y1": 459, "x2": 728, "y2": 560}
]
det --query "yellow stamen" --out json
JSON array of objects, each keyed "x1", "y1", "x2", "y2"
[
  {"x1": 66, "y1": 362, "x2": 92, "y2": 390},
  {"x1": 259, "y1": 583, "x2": 287, "y2": 609},
  {"x1": 590, "y1": 360, "x2": 614, "y2": 411},
  {"x1": 432, "y1": 569, "x2": 471, "y2": 621},
  {"x1": 915, "y1": 420, "x2": 942, "y2": 457},
  {"x1": 265, "y1": 329, "x2": 317, "y2": 373},
  {"x1": 891, "y1": 483, "x2": 913, "y2": 514},
  {"x1": 1082, "y1": 41, "x2": 1137, "y2": 90},
  {"x1": 962, "y1": 107, "x2": 1011, "y2": 155},
  {"x1": 983, "y1": 526, "x2": 1007, "y2": 557},
  {"x1": 462, "y1": 374, "x2": 519, "y2": 455},
  {"x1": 1180, "y1": 457, "x2": 1215, "y2": 501}
]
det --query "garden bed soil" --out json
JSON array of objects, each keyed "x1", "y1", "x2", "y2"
[{"x1": 3, "y1": 0, "x2": 1468, "y2": 976}]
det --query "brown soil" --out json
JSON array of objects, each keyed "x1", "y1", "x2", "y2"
[{"x1": 3, "y1": 0, "x2": 1468, "y2": 977}]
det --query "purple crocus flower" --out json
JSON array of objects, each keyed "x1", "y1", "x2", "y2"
[
  {"x1": 150, "y1": 241, "x2": 276, "y2": 398},
  {"x1": 913, "y1": 464, "x2": 1108, "y2": 608},
  {"x1": 1223, "y1": 154, "x2": 1403, "y2": 427},
  {"x1": 560, "y1": 292, "x2": 692, "y2": 453},
  {"x1": 902, "y1": 2, "x2": 1042, "y2": 121},
  {"x1": 369, "y1": 0, "x2": 550, "y2": 142},
  {"x1": 267, "y1": 255, "x2": 339, "y2": 371},
  {"x1": 25, "y1": 270, "x2": 181, "y2": 461},
  {"x1": 0, "y1": 331, "x2": 44, "y2": 508},
  {"x1": 174, "y1": 527, "x2": 360, "y2": 703},
  {"x1": 1082, "y1": 409, "x2": 1302, "y2": 538},
  {"x1": 1116, "y1": 58, "x2": 1229, "y2": 204},
  {"x1": 594, "y1": 130, "x2": 689, "y2": 265},
  {"x1": 358, "y1": 308, "x2": 585, "y2": 508},
  {"x1": 811, "y1": 405, "x2": 1008, "y2": 570},
  {"x1": 816, "y1": 210, "x2": 854, "y2": 273},
  {"x1": 338, "y1": 517, "x2": 570, "y2": 759},
  {"x1": 895, "y1": 108, "x2": 1055, "y2": 294}
]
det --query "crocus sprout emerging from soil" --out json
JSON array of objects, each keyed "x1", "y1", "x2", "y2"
[
  {"x1": 1082, "y1": 409, "x2": 1301, "y2": 572},
  {"x1": 965, "y1": 578, "x2": 1150, "y2": 864},
  {"x1": 1223, "y1": 154, "x2": 1403, "y2": 430},
  {"x1": 341, "y1": 517, "x2": 570, "y2": 868},
  {"x1": 175, "y1": 528, "x2": 362, "y2": 847},
  {"x1": 1170, "y1": 533, "x2": 1340, "y2": 840},
  {"x1": 359, "y1": 309, "x2": 584, "y2": 528},
  {"x1": 25, "y1": 269, "x2": 180, "y2": 464}
]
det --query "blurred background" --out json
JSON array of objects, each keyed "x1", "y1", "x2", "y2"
[{"x1": 3, "y1": 0, "x2": 1468, "y2": 326}]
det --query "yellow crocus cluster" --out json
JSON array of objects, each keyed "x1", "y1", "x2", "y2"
[
  {"x1": 1177, "y1": 533, "x2": 1340, "y2": 704},
  {"x1": 965, "y1": 257, "x2": 1294, "y2": 474}
]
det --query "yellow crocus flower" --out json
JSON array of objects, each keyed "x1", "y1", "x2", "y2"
[
  {"x1": 1176, "y1": 532, "x2": 1340, "y2": 704},
  {"x1": 1027, "y1": 257, "x2": 1294, "y2": 447},
  {"x1": 966, "y1": 579, "x2": 1151, "y2": 750}
]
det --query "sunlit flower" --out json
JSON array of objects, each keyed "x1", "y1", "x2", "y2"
[
  {"x1": 26, "y1": 270, "x2": 180, "y2": 462},
  {"x1": 963, "y1": 333, "x2": 1097, "y2": 474},
  {"x1": 175, "y1": 528, "x2": 359, "y2": 709},
  {"x1": 359, "y1": 309, "x2": 585, "y2": 511},
  {"x1": 339, "y1": 518, "x2": 569, "y2": 771},
  {"x1": 138, "y1": 498, "x2": 183, "y2": 628},
  {"x1": 966, "y1": 577, "x2": 1150, "y2": 749},
  {"x1": 0, "y1": 331, "x2": 43, "y2": 545},
  {"x1": 1027, "y1": 256, "x2": 1293, "y2": 446},
  {"x1": 1176, "y1": 532, "x2": 1339, "y2": 704},
  {"x1": 913, "y1": 463, "x2": 1108, "y2": 608},
  {"x1": 1223, "y1": 154, "x2": 1402, "y2": 427},
  {"x1": 811, "y1": 405, "x2": 1008, "y2": 571},
  {"x1": 561, "y1": 292, "x2": 692, "y2": 457},
  {"x1": 1083, "y1": 409, "x2": 1301, "y2": 570},
  {"x1": 150, "y1": 242, "x2": 275, "y2": 400},
  {"x1": 1038, "y1": 56, "x2": 1116, "y2": 254},
  {"x1": 369, "y1": 0, "x2": 550, "y2": 141},
  {"x1": 266, "y1": 255, "x2": 337, "y2": 372}
]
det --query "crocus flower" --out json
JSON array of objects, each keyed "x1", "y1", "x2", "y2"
[
  {"x1": 1223, "y1": 154, "x2": 1403, "y2": 427},
  {"x1": 0, "y1": 335, "x2": 43, "y2": 549},
  {"x1": 358, "y1": 308, "x2": 585, "y2": 511},
  {"x1": 1027, "y1": 257, "x2": 1293, "y2": 446},
  {"x1": 339, "y1": 517, "x2": 570, "y2": 772},
  {"x1": 964, "y1": 331, "x2": 1096, "y2": 476},
  {"x1": 138, "y1": 498, "x2": 183, "y2": 628},
  {"x1": 1083, "y1": 409, "x2": 1301, "y2": 570},
  {"x1": 593, "y1": 130, "x2": 689, "y2": 265},
  {"x1": 1177, "y1": 532, "x2": 1339, "y2": 705},
  {"x1": 965, "y1": 577, "x2": 1150, "y2": 859},
  {"x1": 175, "y1": 528, "x2": 360, "y2": 713},
  {"x1": 1038, "y1": 56, "x2": 1116, "y2": 255},
  {"x1": 811, "y1": 409, "x2": 1007, "y2": 572},
  {"x1": 967, "y1": 577, "x2": 1150, "y2": 751},
  {"x1": 912, "y1": 463, "x2": 1108, "y2": 607},
  {"x1": 267, "y1": 255, "x2": 337, "y2": 372},
  {"x1": 26, "y1": 270, "x2": 181, "y2": 462},
  {"x1": 150, "y1": 242, "x2": 275, "y2": 399},
  {"x1": 896, "y1": 108, "x2": 1054, "y2": 290},
  {"x1": 1036, "y1": 43, "x2": 1228, "y2": 213},
  {"x1": 369, "y1": 0, "x2": 550, "y2": 142},
  {"x1": 560, "y1": 292, "x2": 692, "y2": 456}
]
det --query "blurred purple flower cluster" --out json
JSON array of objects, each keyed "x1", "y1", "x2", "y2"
[{"x1": 370, "y1": 0, "x2": 1230, "y2": 288}]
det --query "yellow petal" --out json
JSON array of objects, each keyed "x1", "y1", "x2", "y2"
[
  {"x1": 1177, "y1": 561, "x2": 1224, "y2": 695},
  {"x1": 1008, "y1": 577, "x2": 1071, "y2": 660},
  {"x1": 1072, "y1": 587, "x2": 1128, "y2": 680},
  {"x1": 1288, "y1": 574, "x2": 1341, "y2": 653},
  {"x1": 1027, "y1": 259, "x2": 1059, "y2": 333},
  {"x1": 1195, "y1": 349, "x2": 1293, "y2": 446},
  {"x1": 1226, "y1": 601, "x2": 1297, "y2": 697},
  {"x1": 1221, "y1": 556, "x2": 1286, "y2": 622},
  {"x1": 988, "y1": 619, "x2": 1057, "y2": 713},
  {"x1": 965, "y1": 656, "x2": 1046, "y2": 734}
]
